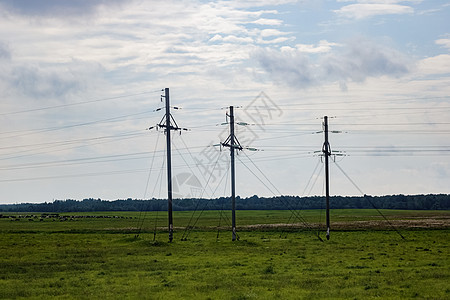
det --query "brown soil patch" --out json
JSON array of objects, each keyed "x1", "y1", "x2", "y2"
[{"x1": 209, "y1": 216, "x2": 450, "y2": 230}]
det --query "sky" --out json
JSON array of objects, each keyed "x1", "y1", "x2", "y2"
[{"x1": 0, "y1": 0, "x2": 449, "y2": 204}]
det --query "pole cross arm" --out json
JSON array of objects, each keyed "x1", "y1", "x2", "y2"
[
  {"x1": 158, "y1": 124, "x2": 188, "y2": 131},
  {"x1": 221, "y1": 142, "x2": 243, "y2": 150}
]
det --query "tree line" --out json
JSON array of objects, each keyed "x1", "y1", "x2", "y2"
[{"x1": 0, "y1": 194, "x2": 448, "y2": 212}]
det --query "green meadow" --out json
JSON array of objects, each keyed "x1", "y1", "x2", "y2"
[{"x1": 0, "y1": 210, "x2": 449, "y2": 299}]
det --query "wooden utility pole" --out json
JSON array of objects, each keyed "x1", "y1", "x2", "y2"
[
  {"x1": 322, "y1": 116, "x2": 331, "y2": 240},
  {"x1": 230, "y1": 106, "x2": 237, "y2": 241},
  {"x1": 164, "y1": 88, "x2": 174, "y2": 242},
  {"x1": 149, "y1": 88, "x2": 187, "y2": 242},
  {"x1": 221, "y1": 106, "x2": 242, "y2": 241}
]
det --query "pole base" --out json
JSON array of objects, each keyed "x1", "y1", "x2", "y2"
[{"x1": 169, "y1": 225, "x2": 173, "y2": 243}]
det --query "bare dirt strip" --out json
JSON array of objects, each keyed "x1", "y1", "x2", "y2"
[{"x1": 230, "y1": 216, "x2": 450, "y2": 230}]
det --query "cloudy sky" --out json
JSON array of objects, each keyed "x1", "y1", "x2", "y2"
[{"x1": 0, "y1": 0, "x2": 449, "y2": 204}]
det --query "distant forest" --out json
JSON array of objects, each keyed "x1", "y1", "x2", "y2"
[{"x1": 1, "y1": 194, "x2": 449, "y2": 212}]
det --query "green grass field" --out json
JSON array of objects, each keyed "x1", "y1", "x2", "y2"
[{"x1": 0, "y1": 210, "x2": 449, "y2": 299}]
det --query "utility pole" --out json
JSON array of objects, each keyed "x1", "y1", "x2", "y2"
[
  {"x1": 154, "y1": 88, "x2": 187, "y2": 242},
  {"x1": 221, "y1": 106, "x2": 242, "y2": 241},
  {"x1": 164, "y1": 88, "x2": 174, "y2": 242},
  {"x1": 230, "y1": 106, "x2": 237, "y2": 241},
  {"x1": 322, "y1": 116, "x2": 331, "y2": 240}
]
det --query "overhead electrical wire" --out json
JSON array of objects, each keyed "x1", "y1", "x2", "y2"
[
  {"x1": 0, "y1": 145, "x2": 210, "y2": 171},
  {"x1": 180, "y1": 153, "x2": 231, "y2": 241},
  {"x1": 0, "y1": 131, "x2": 148, "y2": 161},
  {"x1": 2, "y1": 88, "x2": 448, "y2": 203},
  {"x1": 0, "y1": 167, "x2": 152, "y2": 183},
  {"x1": 150, "y1": 154, "x2": 166, "y2": 240},
  {"x1": 242, "y1": 95, "x2": 449, "y2": 109},
  {"x1": 2, "y1": 140, "x2": 448, "y2": 181},
  {"x1": 0, "y1": 130, "x2": 144, "y2": 151},
  {"x1": 3, "y1": 92, "x2": 445, "y2": 117},
  {"x1": 333, "y1": 160, "x2": 405, "y2": 239},
  {"x1": 0, "y1": 90, "x2": 163, "y2": 117},
  {"x1": 0, "y1": 110, "x2": 156, "y2": 140},
  {"x1": 0, "y1": 131, "x2": 151, "y2": 162},
  {"x1": 244, "y1": 106, "x2": 450, "y2": 111},
  {"x1": 280, "y1": 158, "x2": 322, "y2": 238},
  {"x1": 172, "y1": 136, "x2": 215, "y2": 199},
  {"x1": 135, "y1": 133, "x2": 162, "y2": 238},
  {"x1": 250, "y1": 122, "x2": 450, "y2": 127},
  {"x1": 237, "y1": 151, "x2": 315, "y2": 231}
]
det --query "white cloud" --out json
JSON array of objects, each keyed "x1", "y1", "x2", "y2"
[
  {"x1": 251, "y1": 18, "x2": 283, "y2": 26},
  {"x1": 295, "y1": 40, "x2": 339, "y2": 53},
  {"x1": 334, "y1": 3, "x2": 414, "y2": 19},
  {"x1": 436, "y1": 38, "x2": 450, "y2": 50},
  {"x1": 228, "y1": 0, "x2": 298, "y2": 8},
  {"x1": 260, "y1": 29, "x2": 289, "y2": 38},
  {"x1": 258, "y1": 36, "x2": 294, "y2": 44},
  {"x1": 254, "y1": 37, "x2": 411, "y2": 89},
  {"x1": 209, "y1": 34, "x2": 254, "y2": 44},
  {"x1": 209, "y1": 34, "x2": 223, "y2": 43},
  {"x1": 0, "y1": 0, "x2": 293, "y2": 98},
  {"x1": 417, "y1": 54, "x2": 450, "y2": 75}
]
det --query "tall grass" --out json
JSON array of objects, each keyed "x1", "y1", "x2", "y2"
[{"x1": 0, "y1": 210, "x2": 448, "y2": 299}]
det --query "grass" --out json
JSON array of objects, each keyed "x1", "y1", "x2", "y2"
[
  {"x1": 2, "y1": 209, "x2": 448, "y2": 232},
  {"x1": 0, "y1": 210, "x2": 449, "y2": 299}
]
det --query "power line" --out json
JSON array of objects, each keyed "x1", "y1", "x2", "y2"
[
  {"x1": 333, "y1": 160, "x2": 405, "y2": 239},
  {"x1": 243, "y1": 106, "x2": 450, "y2": 111},
  {"x1": 237, "y1": 152, "x2": 317, "y2": 235},
  {"x1": 0, "y1": 110, "x2": 156, "y2": 140},
  {"x1": 244, "y1": 95, "x2": 449, "y2": 108},
  {"x1": 181, "y1": 153, "x2": 231, "y2": 241},
  {"x1": 135, "y1": 132, "x2": 162, "y2": 238},
  {"x1": 252, "y1": 122, "x2": 450, "y2": 126},
  {"x1": 0, "y1": 131, "x2": 150, "y2": 162},
  {"x1": 0, "y1": 90, "x2": 163, "y2": 117},
  {"x1": 0, "y1": 131, "x2": 144, "y2": 151},
  {"x1": 0, "y1": 167, "x2": 151, "y2": 183}
]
